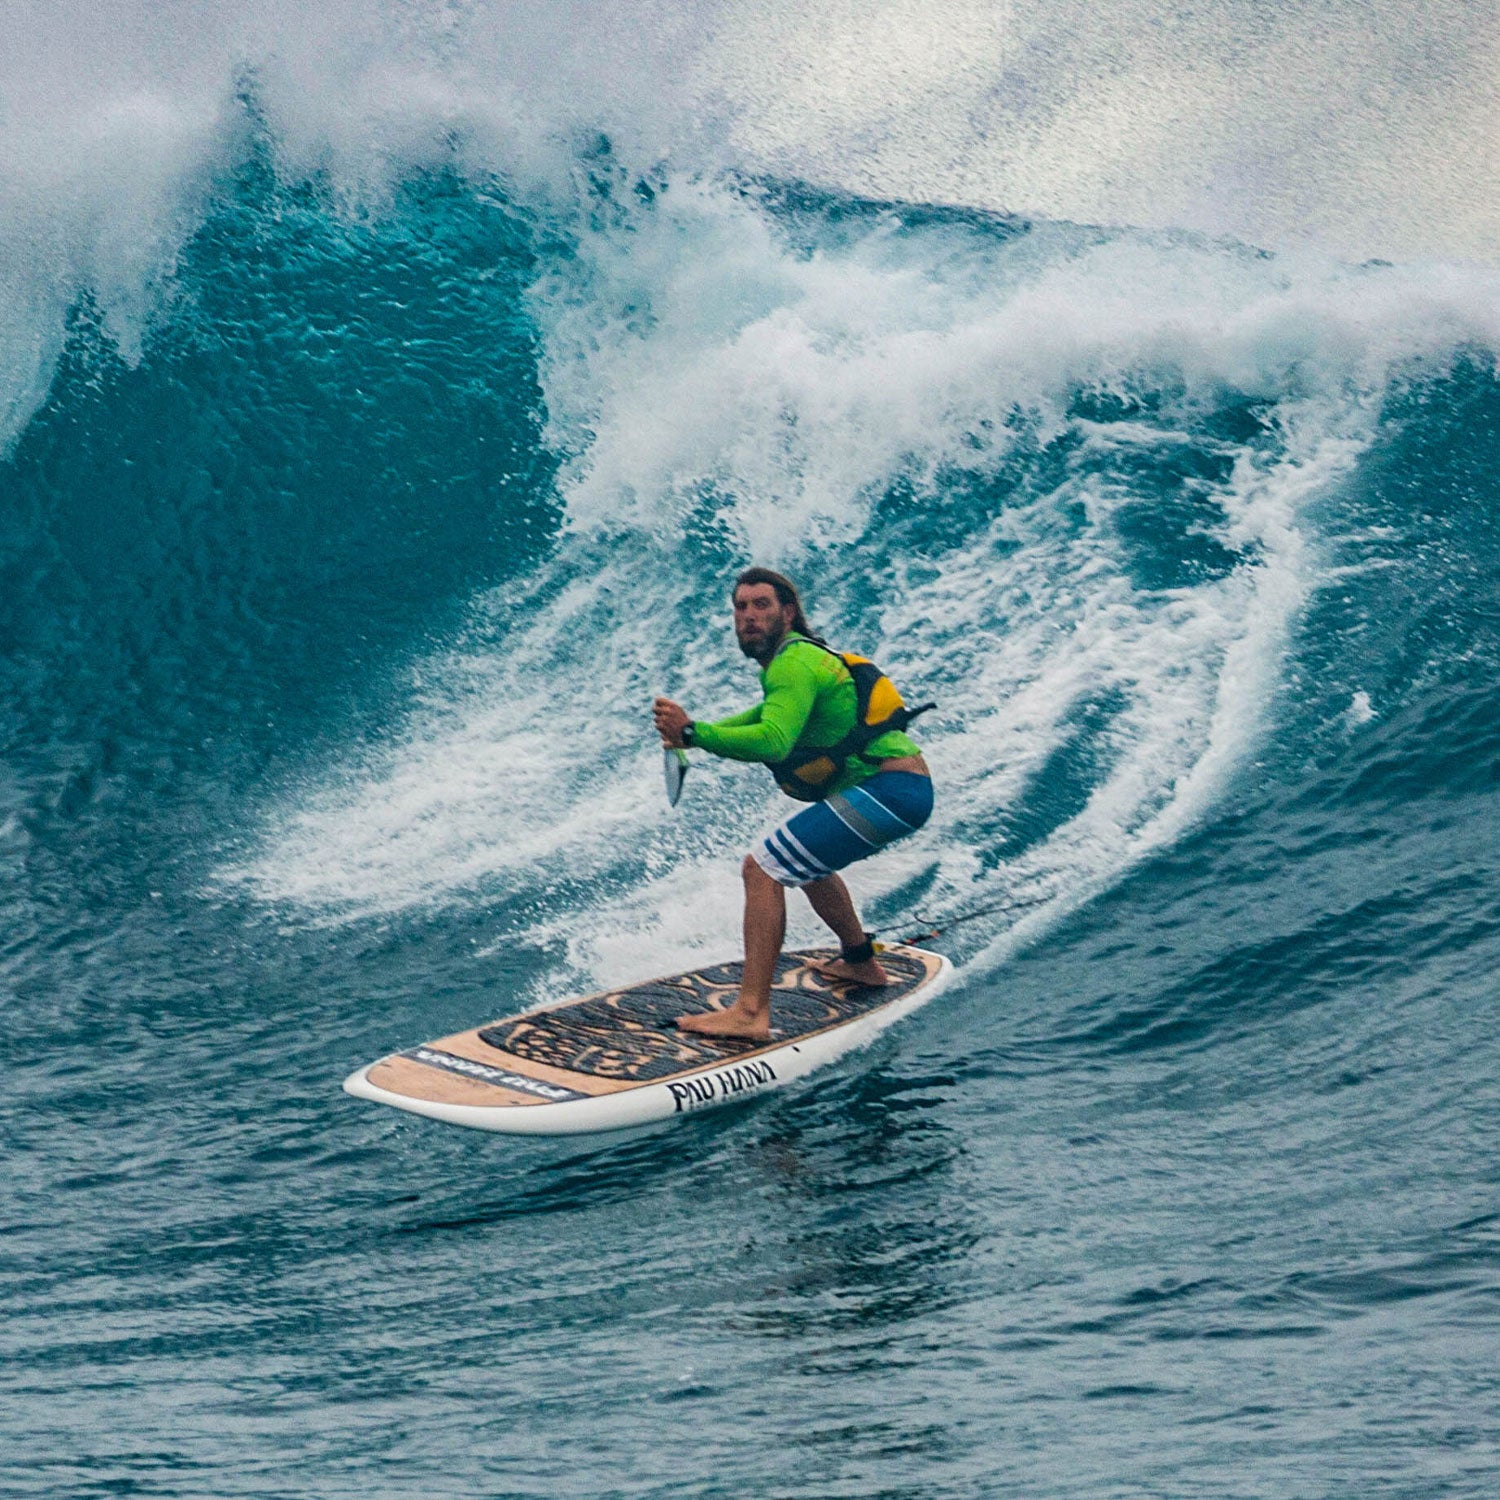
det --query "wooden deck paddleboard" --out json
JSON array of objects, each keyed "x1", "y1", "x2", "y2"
[{"x1": 342, "y1": 943, "x2": 952, "y2": 1134}]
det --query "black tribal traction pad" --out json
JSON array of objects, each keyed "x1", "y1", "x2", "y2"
[{"x1": 477, "y1": 949, "x2": 929, "y2": 1083}]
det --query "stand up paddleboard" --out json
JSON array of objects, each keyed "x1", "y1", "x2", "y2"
[{"x1": 343, "y1": 943, "x2": 952, "y2": 1135}]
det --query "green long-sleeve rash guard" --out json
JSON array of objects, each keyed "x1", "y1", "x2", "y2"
[{"x1": 690, "y1": 636, "x2": 919, "y2": 788}]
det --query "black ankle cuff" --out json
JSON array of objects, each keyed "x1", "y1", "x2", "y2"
[{"x1": 841, "y1": 935, "x2": 876, "y2": 965}]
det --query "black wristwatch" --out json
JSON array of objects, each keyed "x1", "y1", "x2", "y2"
[{"x1": 681, "y1": 721, "x2": 696, "y2": 747}]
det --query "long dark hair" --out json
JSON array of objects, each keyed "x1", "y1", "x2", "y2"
[{"x1": 733, "y1": 566, "x2": 824, "y2": 644}]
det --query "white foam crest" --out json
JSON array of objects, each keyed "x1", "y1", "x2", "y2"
[
  {"x1": 0, "y1": 0, "x2": 721, "y2": 448},
  {"x1": 5, "y1": 0, "x2": 1498, "y2": 446},
  {"x1": 0, "y1": 57, "x2": 230, "y2": 445},
  {"x1": 539, "y1": 193, "x2": 1500, "y2": 556}
]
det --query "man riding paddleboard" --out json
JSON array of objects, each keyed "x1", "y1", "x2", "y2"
[{"x1": 652, "y1": 568, "x2": 934, "y2": 1039}]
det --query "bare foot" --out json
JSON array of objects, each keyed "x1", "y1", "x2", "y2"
[
  {"x1": 810, "y1": 956, "x2": 890, "y2": 987},
  {"x1": 675, "y1": 1004, "x2": 771, "y2": 1041}
]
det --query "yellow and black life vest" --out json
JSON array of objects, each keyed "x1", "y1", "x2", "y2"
[{"x1": 768, "y1": 644, "x2": 935, "y2": 802}]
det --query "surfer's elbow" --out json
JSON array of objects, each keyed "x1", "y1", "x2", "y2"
[{"x1": 757, "y1": 725, "x2": 795, "y2": 761}]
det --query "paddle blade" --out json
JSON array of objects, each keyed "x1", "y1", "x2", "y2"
[{"x1": 663, "y1": 747, "x2": 689, "y2": 806}]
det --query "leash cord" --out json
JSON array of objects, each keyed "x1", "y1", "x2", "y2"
[{"x1": 873, "y1": 889, "x2": 1055, "y2": 948}]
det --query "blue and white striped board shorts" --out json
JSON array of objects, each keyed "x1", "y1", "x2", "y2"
[{"x1": 753, "y1": 771, "x2": 934, "y2": 888}]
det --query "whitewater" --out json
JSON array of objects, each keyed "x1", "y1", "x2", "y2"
[{"x1": 4, "y1": 3, "x2": 1500, "y2": 1496}]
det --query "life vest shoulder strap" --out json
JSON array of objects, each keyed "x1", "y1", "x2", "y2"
[{"x1": 766, "y1": 637, "x2": 934, "y2": 801}]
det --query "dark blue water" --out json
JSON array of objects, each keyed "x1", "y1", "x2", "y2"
[{"x1": 4, "y1": 108, "x2": 1500, "y2": 1498}]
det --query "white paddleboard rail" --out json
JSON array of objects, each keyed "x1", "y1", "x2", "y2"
[{"x1": 343, "y1": 945, "x2": 953, "y2": 1136}]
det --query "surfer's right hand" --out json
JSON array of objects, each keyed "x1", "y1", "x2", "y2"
[{"x1": 653, "y1": 696, "x2": 690, "y2": 747}]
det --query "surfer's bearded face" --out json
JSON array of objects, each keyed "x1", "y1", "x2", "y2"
[{"x1": 734, "y1": 584, "x2": 795, "y2": 661}]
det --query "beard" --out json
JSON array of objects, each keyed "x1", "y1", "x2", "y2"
[{"x1": 737, "y1": 619, "x2": 786, "y2": 663}]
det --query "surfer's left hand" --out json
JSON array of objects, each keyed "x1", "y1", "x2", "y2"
[{"x1": 653, "y1": 697, "x2": 690, "y2": 747}]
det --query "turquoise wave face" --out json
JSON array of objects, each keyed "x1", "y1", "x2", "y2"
[
  {"x1": 4, "y1": 132, "x2": 1500, "y2": 1499},
  {"x1": 1, "y1": 155, "x2": 557, "y2": 754}
]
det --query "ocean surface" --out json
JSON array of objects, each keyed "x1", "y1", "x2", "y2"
[{"x1": 5, "y1": 7, "x2": 1500, "y2": 1496}]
